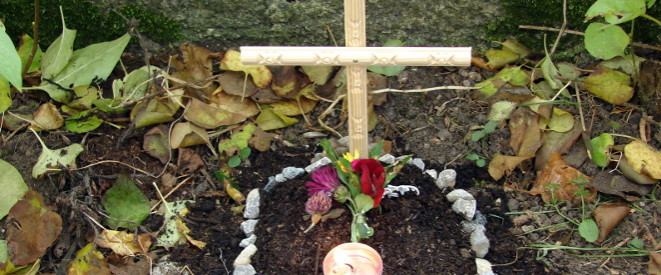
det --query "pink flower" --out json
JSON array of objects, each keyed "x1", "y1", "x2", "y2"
[
  {"x1": 306, "y1": 165, "x2": 341, "y2": 196},
  {"x1": 305, "y1": 192, "x2": 332, "y2": 215},
  {"x1": 351, "y1": 159, "x2": 386, "y2": 207}
]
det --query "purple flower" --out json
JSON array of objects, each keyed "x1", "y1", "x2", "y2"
[
  {"x1": 305, "y1": 192, "x2": 332, "y2": 215},
  {"x1": 306, "y1": 165, "x2": 340, "y2": 196}
]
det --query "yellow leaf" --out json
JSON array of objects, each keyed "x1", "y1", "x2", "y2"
[
  {"x1": 488, "y1": 155, "x2": 530, "y2": 180},
  {"x1": 546, "y1": 107, "x2": 574, "y2": 133},
  {"x1": 485, "y1": 49, "x2": 521, "y2": 69},
  {"x1": 255, "y1": 107, "x2": 298, "y2": 131},
  {"x1": 221, "y1": 50, "x2": 272, "y2": 88},
  {"x1": 67, "y1": 243, "x2": 110, "y2": 275},
  {"x1": 170, "y1": 122, "x2": 209, "y2": 149},
  {"x1": 582, "y1": 66, "x2": 633, "y2": 105},
  {"x1": 96, "y1": 229, "x2": 152, "y2": 256},
  {"x1": 624, "y1": 140, "x2": 661, "y2": 179}
]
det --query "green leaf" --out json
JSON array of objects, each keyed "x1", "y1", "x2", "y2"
[
  {"x1": 0, "y1": 25, "x2": 23, "y2": 90},
  {"x1": 582, "y1": 66, "x2": 633, "y2": 105},
  {"x1": 485, "y1": 49, "x2": 521, "y2": 69},
  {"x1": 475, "y1": 67, "x2": 528, "y2": 98},
  {"x1": 31, "y1": 130, "x2": 84, "y2": 179},
  {"x1": 0, "y1": 77, "x2": 11, "y2": 113},
  {"x1": 218, "y1": 124, "x2": 256, "y2": 155},
  {"x1": 239, "y1": 147, "x2": 252, "y2": 159},
  {"x1": 65, "y1": 111, "x2": 104, "y2": 133},
  {"x1": 354, "y1": 193, "x2": 375, "y2": 213},
  {"x1": 578, "y1": 219, "x2": 599, "y2": 242},
  {"x1": 584, "y1": 23, "x2": 629, "y2": 60},
  {"x1": 540, "y1": 56, "x2": 562, "y2": 89},
  {"x1": 0, "y1": 239, "x2": 7, "y2": 264},
  {"x1": 483, "y1": 120, "x2": 498, "y2": 134},
  {"x1": 101, "y1": 174, "x2": 150, "y2": 230},
  {"x1": 471, "y1": 130, "x2": 486, "y2": 142},
  {"x1": 629, "y1": 237, "x2": 644, "y2": 249},
  {"x1": 112, "y1": 65, "x2": 160, "y2": 100},
  {"x1": 228, "y1": 156, "x2": 242, "y2": 168},
  {"x1": 585, "y1": 0, "x2": 646, "y2": 24},
  {"x1": 17, "y1": 34, "x2": 43, "y2": 74},
  {"x1": 476, "y1": 159, "x2": 486, "y2": 167},
  {"x1": 39, "y1": 34, "x2": 131, "y2": 103},
  {"x1": 369, "y1": 141, "x2": 384, "y2": 159},
  {"x1": 367, "y1": 40, "x2": 406, "y2": 76},
  {"x1": 255, "y1": 107, "x2": 298, "y2": 131},
  {"x1": 590, "y1": 133, "x2": 614, "y2": 167},
  {"x1": 465, "y1": 153, "x2": 480, "y2": 161},
  {"x1": 0, "y1": 159, "x2": 29, "y2": 220},
  {"x1": 41, "y1": 11, "x2": 76, "y2": 79}
]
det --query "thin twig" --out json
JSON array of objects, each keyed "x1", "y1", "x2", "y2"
[
  {"x1": 317, "y1": 94, "x2": 346, "y2": 138},
  {"x1": 150, "y1": 176, "x2": 193, "y2": 211},
  {"x1": 519, "y1": 25, "x2": 661, "y2": 52},
  {"x1": 152, "y1": 181, "x2": 172, "y2": 214},
  {"x1": 549, "y1": 0, "x2": 567, "y2": 56},
  {"x1": 22, "y1": 0, "x2": 40, "y2": 78},
  {"x1": 371, "y1": 86, "x2": 477, "y2": 94}
]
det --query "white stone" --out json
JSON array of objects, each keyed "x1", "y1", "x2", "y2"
[
  {"x1": 233, "y1": 265, "x2": 257, "y2": 275},
  {"x1": 274, "y1": 173, "x2": 287, "y2": 183},
  {"x1": 409, "y1": 158, "x2": 425, "y2": 171},
  {"x1": 239, "y1": 234, "x2": 257, "y2": 248},
  {"x1": 424, "y1": 169, "x2": 438, "y2": 180},
  {"x1": 384, "y1": 185, "x2": 420, "y2": 198},
  {"x1": 263, "y1": 176, "x2": 277, "y2": 193},
  {"x1": 305, "y1": 157, "x2": 332, "y2": 173},
  {"x1": 461, "y1": 221, "x2": 485, "y2": 234},
  {"x1": 452, "y1": 198, "x2": 476, "y2": 220},
  {"x1": 378, "y1": 154, "x2": 395, "y2": 164},
  {"x1": 282, "y1": 167, "x2": 305, "y2": 179},
  {"x1": 152, "y1": 256, "x2": 188, "y2": 275},
  {"x1": 446, "y1": 189, "x2": 474, "y2": 202},
  {"x1": 233, "y1": 244, "x2": 258, "y2": 267},
  {"x1": 338, "y1": 136, "x2": 350, "y2": 147},
  {"x1": 475, "y1": 258, "x2": 495, "y2": 275},
  {"x1": 240, "y1": 219, "x2": 259, "y2": 236},
  {"x1": 437, "y1": 169, "x2": 457, "y2": 189},
  {"x1": 470, "y1": 228, "x2": 490, "y2": 258},
  {"x1": 244, "y1": 189, "x2": 260, "y2": 219}
]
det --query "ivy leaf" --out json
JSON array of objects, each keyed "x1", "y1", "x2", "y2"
[
  {"x1": 101, "y1": 174, "x2": 150, "y2": 230},
  {"x1": 585, "y1": 0, "x2": 646, "y2": 24}
]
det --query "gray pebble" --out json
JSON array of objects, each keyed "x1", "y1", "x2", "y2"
[
  {"x1": 240, "y1": 219, "x2": 259, "y2": 236},
  {"x1": 378, "y1": 154, "x2": 396, "y2": 164},
  {"x1": 437, "y1": 169, "x2": 457, "y2": 189},
  {"x1": 446, "y1": 189, "x2": 474, "y2": 202},
  {"x1": 282, "y1": 167, "x2": 305, "y2": 179},
  {"x1": 409, "y1": 158, "x2": 425, "y2": 171},
  {"x1": 263, "y1": 176, "x2": 277, "y2": 193},
  {"x1": 244, "y1": 189, "x2": 260, "y2": 219},
  {"x1": 305, "y1": 157, "x2": 331, "y2": 173},
  {"x1": 239, "y1": 234, "x2": 257, "y2": 248},
  {"x1": 274, "y1": 174, "x2": 287, "y2": 183},
  {"x1": 470, "y1": 227, "x2": 490, "y2": 258},
  {"x1": 452, "y1": 198, "x2": 477, "y2": 220},
  {"x1": 233, "y1": 265, "x2": 256, "y2": 275}
]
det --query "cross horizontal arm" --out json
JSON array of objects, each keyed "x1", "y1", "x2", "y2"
[{"x1": 240, "y1": 46, "x2": 471, "y2": 66}]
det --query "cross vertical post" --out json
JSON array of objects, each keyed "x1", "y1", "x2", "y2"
[{"x1": 344, "y1": 0, "x2": 369, "y2": 158}]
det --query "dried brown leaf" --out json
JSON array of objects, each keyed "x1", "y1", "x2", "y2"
[
  {"x1": 177, "y1": 147, "x2": 205, "y2": 174},
  {"x1": 7, "y1": 191, "x2": 63, "y2": 266},
  {"x1": 488, "y1": 154, "x2": 530, "y2": 180},
  {"x1": 170, "y1": 44, "x2": 219, "y2": 96},
  {"x1": 594, "y1": 203, "x2": 631, "y2": 243},
  {"x1": 218, "y1": 71, "x2": 258, "y2": 97},
  {"x1": 31, "y1": 102, "x2": 63, "y2": 130},
  {"x1": 531, "y1": 153, "x2": 596, "y2": 205},
  {"x1": 143, "y1": 124, "x2": 170, "y2": 164}
]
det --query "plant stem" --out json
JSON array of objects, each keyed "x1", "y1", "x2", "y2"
[
  {"x1": 641, "y1": 14, "x2": 661, "y2": 26},
  {"x1": 22, "y1": 0, "x2": 40, "y2": 78},
  {"x1": 519, "y1": 25, "x2": 661, "y2": 52}
]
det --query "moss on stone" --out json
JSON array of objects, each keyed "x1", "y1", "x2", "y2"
[{"x1": 0, "y1": 0, "x2": 181, "y2": 48}]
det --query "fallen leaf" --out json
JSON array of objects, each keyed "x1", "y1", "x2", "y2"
[
  {"x1": 624, "y1": 140, "x2": 661, "y2": 179},
  {"x1": 488, "y1": 101, "x2": 517, "y2": 122},
  {"x1": 183, "y1": 97, "x2": 255, "y2": 129},
  {"x1": 7, "y1": 191, "x2": 63, "y2": 266},
  {"x1": 591, "y1": 171, "x2": 654, "y2": 200},
  {"x1": 516, "y1": 110, "x2": 543, "y2": 158},
  {"x1": 143, "y1": 125, "x2": 171, "y2": 164},
  {"x1": 102, "y1": 174, "x2": 150, "y2": 230},
  {"x1": 471, "y1": 56, "x2": 497, "y2": 72},
  {"x1": 271, "y1": 66, "x2": 300, "y2": 98},
  {"x1": 599, "y1": 54, "x2": 645, "y2": 75},
  {"x1": 66, "y1": 85, "x2": 98, "y2": 111},
  {"x1": 540, "y1": 56, "x2": 562, "y2": 89},
  {"x1": 618, "y1": 157, "x2": 658, "y2": 185},
  {"x1": 531, "y1": 153, "x2": 596, "y2": 205},
  {"x1": 170, "y1": 44, "x2": 219, "y2": 96},
  {"x1": 545, "y1": 107, "x2": 574, "y2": 133},
  {"x1": 590, "y1": 133, "x2": 614, "y2": 167},
  {"x1": 65, "y1": 110, "x2": 104, "y2": 133},
  {"x1": 488, "y1": 154, "x2": 531, "y2": 180},
  {"x1": 269, "y1": 97, "x2": 317, "y2": 116},
  {"x1": 0, "y1": 159, "x2": 29, "y2": 220},
  {"x1": 107, "y1": 254, "x2": 151, "y2": 275},
  {"x1": 156, "y1": 200, "x2": 194, "y2": 248},
  {"x1": 475, "y1": 67, "x2": 529, "y2": 98},
  {"x1": 302, "y1": 66, "x2": 335, "y2": 85},
  {"x1": 130, "y1": 97, "x2": 178, "y2": 129},
  {"x1": 582, "y1": 66, "x2": 633, "y2": 105},
  {"x1": 250, "y1": 87, "x2": 282, "y2": 104},
  {"x1": 32, "y1": 130, "x2": 83, "y2": 179},
  {"x1": 534, "y1": 123, "x2": 582, "y2": 171},
  {"x1": 248, "y1": 126, "x2": 276, "y2": 152},
  {"x1": 96, "y1": 229, "x2": 152, "y2": 256},
  {"x1": 648, "y1": 251, "x2": 661, "y2": 275},
  {"x1": 170, "y1": 122, "x2": 209, "y2": 149},
  {"x1": 67, "y1": 243, "x2": 110, "y2": 275},
  {"x1": 485, "y1": 49, "x2": 520, "y2": 69},
  {"x1": 221, "y1": 50, "x2": 272, "y2": 88},
  {"x1": 177, "y1": 148, "x2": 205, "y2": 174},
  {"x1": 218, "y1": 123, "x2": 256, "y2": 156},
  {"x1": 217, "y1": 71, "x2": 259, "y2": 97},
  {"x1": 498, "y1": 39, "x2": 531, "y2": 57},
  {"x1": 594, "y1": 203, "x2": 631, "y2": 243},
  {"x1": 31, "y1": 102, "x2": 63, "y2": 130},
  {"x1": 255, "y1": 107, "x2": 299, "y2": 131}
]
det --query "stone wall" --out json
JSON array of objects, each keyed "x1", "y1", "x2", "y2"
[{"x1": 96, "y1": 0, "x2": 501, "y2": 49}]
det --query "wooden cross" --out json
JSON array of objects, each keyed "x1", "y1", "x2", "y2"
[{"x1": 241, "y1": 0, "x2": 471, "y2": 158}]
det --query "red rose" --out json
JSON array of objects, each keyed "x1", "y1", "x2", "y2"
[{"x1": 351, "y1": 159, "x2": 386, "y2": 207}]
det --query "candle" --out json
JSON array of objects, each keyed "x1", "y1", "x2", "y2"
[{"x1": 323, "y1": 243, "x2": 383, "y2": 275}]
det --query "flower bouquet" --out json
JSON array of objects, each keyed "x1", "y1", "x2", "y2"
[{"x1": 304, "y1": 139, "x2": 411, "y2": 242}]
